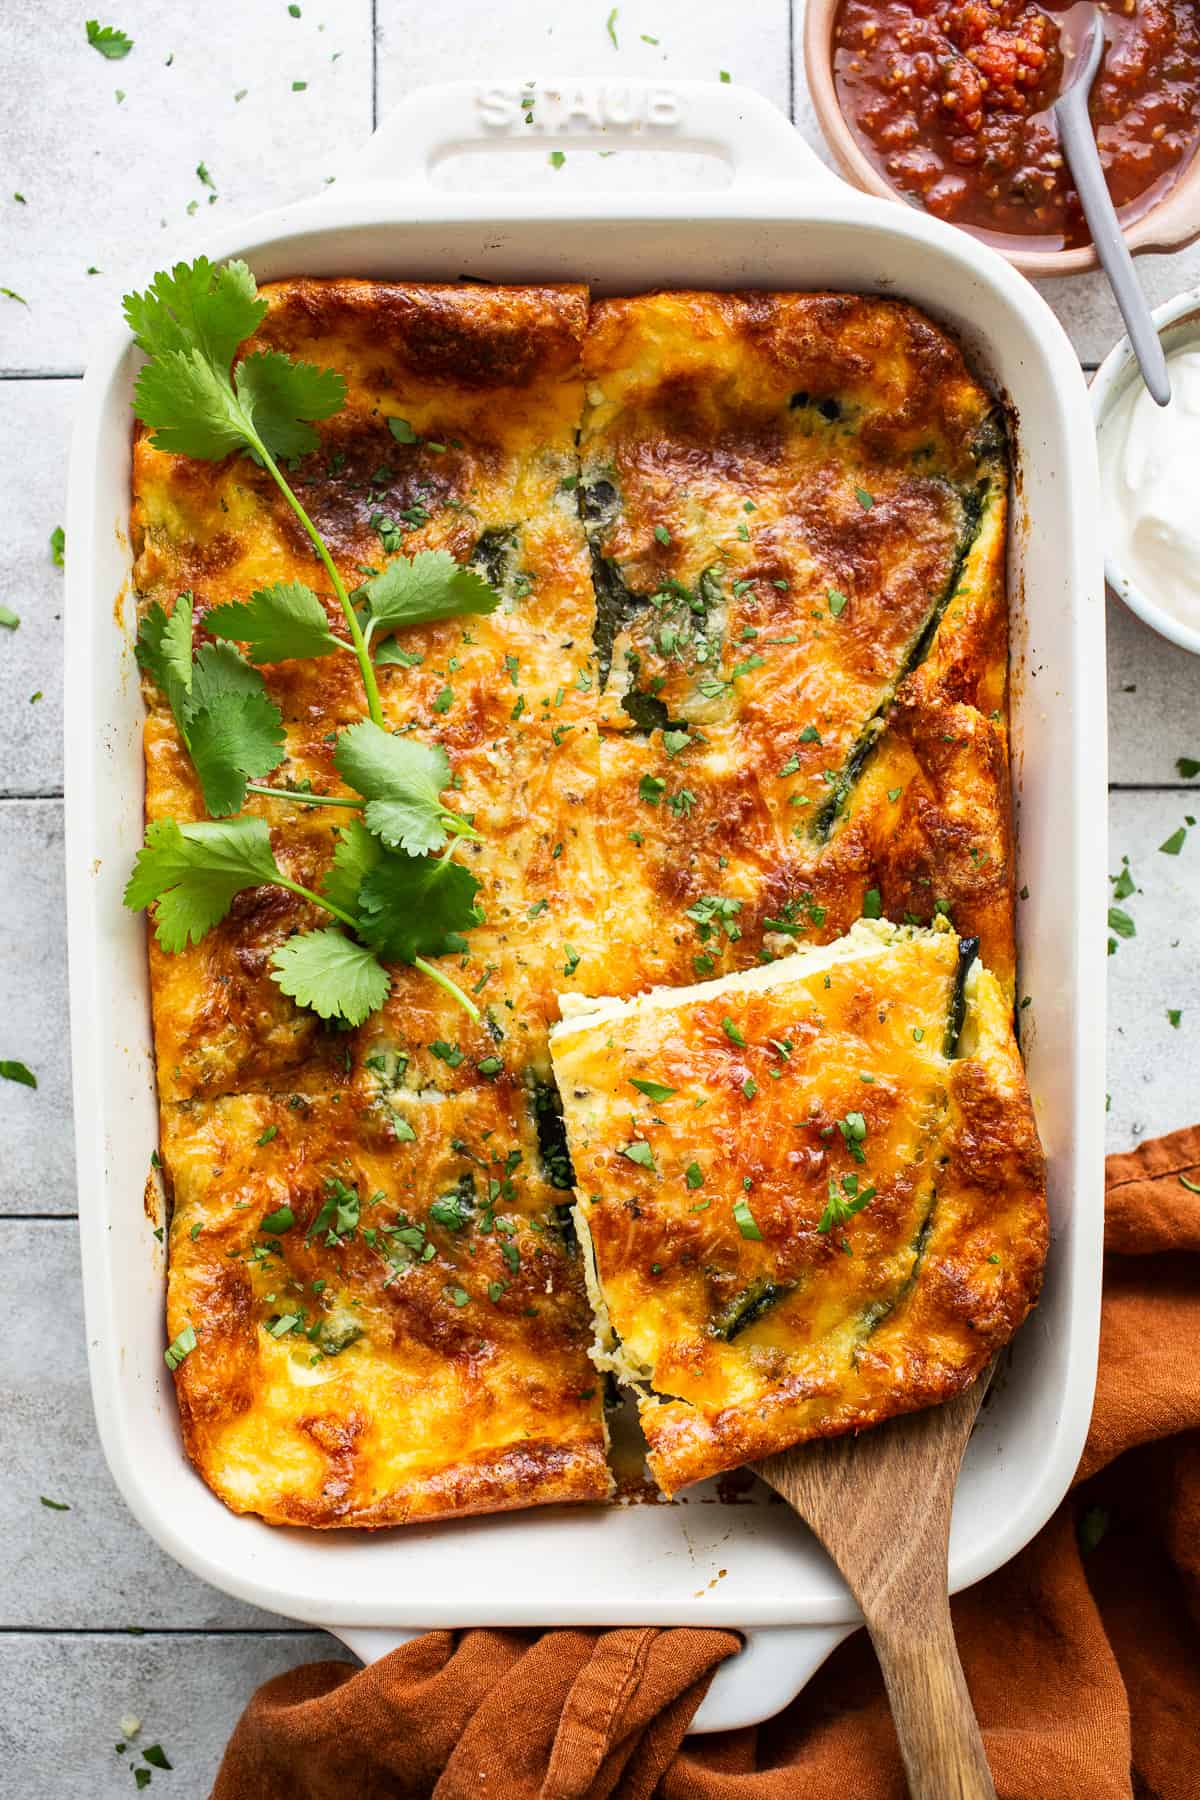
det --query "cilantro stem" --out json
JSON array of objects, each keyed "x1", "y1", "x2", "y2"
[
  {"x1": 248, "y1": 433, "x2": 384, "y2": 728},
  {"x1": 270, "y1": 875, "x2": 360, "y2": 932},
  {"x1": 413, "y1": 956, "x2": 482, "y2": 1024},
  {"x1": 264, "y1": 876, "x2": 481, "y2": 1022},
  {"x1": 244, "y1": 783, "x2": 364, "y2": 811}
]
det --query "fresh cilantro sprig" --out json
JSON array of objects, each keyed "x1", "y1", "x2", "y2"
[
  {"x1": 124, "y1": 816, "x2": 482, "y2": 1025},
  {"x1": 123, "y1": 259, "x2": 380, "y2": 722},
  {"x1": 122, "y1": 258, "x2": 501, "y2": 1028}
]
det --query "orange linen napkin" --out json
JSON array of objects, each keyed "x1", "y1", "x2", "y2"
[{"x1": 212, "y1": 1125, "x2": 1200, "y2": 1800}]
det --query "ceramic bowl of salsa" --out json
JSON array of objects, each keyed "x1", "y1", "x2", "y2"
[{"x1": 804, "y1": 0, "x2": 1200, "y2": 277}]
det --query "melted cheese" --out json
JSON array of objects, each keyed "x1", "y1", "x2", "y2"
[{"x1": 550, "y1": 923, "x2": 1046, "y2": 1494}]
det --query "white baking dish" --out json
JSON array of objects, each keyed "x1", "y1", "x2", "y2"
[{"x1": 65, "y1": 79, "x2": 1106, "y2": 1733}]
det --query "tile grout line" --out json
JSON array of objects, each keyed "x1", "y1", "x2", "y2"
[{"x1": 787, "y1": 0, "x2": 796, "y2": 122}]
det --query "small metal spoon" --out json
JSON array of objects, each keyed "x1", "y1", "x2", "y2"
[{"x1": 1053, "y1": 5, "x2": 1170, "y2": 405}]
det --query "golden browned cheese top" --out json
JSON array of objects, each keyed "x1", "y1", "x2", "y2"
[{"x1": 130, "y1": 280, "x2": 1027, "y2": 1524}]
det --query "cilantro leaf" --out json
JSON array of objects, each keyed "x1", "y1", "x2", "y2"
[
  {"x1": 124, "y1": 258, "x2": 263, "y2": 370},
  {"x1": 86, "y1": 19, "x2": 133, "y2": 58},
  {"x1": 135, "y1": 612, "x2": 286, "y2": 814},
  {"x1": 362, "y1": 550, "x2": 499, "y2": 640},
  {"x1": 124, "y1": 260, "x2": 345, "y2": 462},
  {"x1": 0, "y1": 1060, "x2": 37, "y2": 1088},
  {"x1": 356, "y1": 852, "x2": 482, "y2": 963},
  {"x1": 204, "y1": 581, "x2": 342, "y2": 664},
  {"x1": 187, "y1": 688, "x2": 287, "y2": 815},
  {"x1": 135, "y1": 596, "x2": 194, "y2": 726},
  {"x1": 50, "y1": 526, "x2": 65, "y2": 568},
  {"x1": 235, "y1": 349, "x2": 347, "y2": 460},
  {"x1": 333, "y1": 719, "x2": 468, "y2": 854},
  {"x1": 319, "y1": 818, "x2": 379, "y2": 918},
  {"x1": 270, "y1": 927, "x2": 389, "y2": 1025},
  {"x1": 134, "y1": 348, "x2": 249, "y2": 458},
  {"x1": 123, "y1": 816, "x2": 283, "y2": 951}
]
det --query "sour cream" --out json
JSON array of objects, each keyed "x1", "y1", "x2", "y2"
[{"x1": 1100, "y1": 346, "x2": 1200, "y2": 635}]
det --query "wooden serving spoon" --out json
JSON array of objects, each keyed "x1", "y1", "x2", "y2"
[{"x1": 756, "y1": 1369, "x2": 996, "y2": 1800}]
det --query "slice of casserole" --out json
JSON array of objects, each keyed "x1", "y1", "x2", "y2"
[{"x1": 549, "y1": 920, "x2": 1046, "y2": 1495}]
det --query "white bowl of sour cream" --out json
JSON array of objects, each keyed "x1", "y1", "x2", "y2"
[{"x1": 1092, "y1": 287, "x2": 1200, "y2": 656}]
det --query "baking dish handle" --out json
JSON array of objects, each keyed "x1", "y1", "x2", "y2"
[
  {"x1": 336, "y1": 77, "x2": 833, "y2": 194},
  {"x1": 329, "y1": 1620, "x2": 853, "y2": 1734}
]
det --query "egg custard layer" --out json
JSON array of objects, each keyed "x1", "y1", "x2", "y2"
[
  {"x1": 550, "y1": 923, "x2": 1046, "y2": 1495},
  {"x1": 132, "y1": 282, "x2": 1038, "y2": 1523}
]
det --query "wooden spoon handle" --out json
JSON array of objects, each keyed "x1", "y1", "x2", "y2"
[{"x1": 867, "y1": 1592, "x2": 996, "y2": 1800}]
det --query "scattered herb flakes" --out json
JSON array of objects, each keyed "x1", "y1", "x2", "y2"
[
  {"x1": 289, "y1": 2, "x2": 301, "y2": 12},
  {"x1": 260, "y1": 1205, "x2": 294, "y2": 1234},
  {"x1": 719, "y1": 68, "x2": 731, "y2": 82},
  {"x1": 641, "y1": 32, "x2": 660, "y2": 43},
  {"x1": 684, "y1": 1161, "x2": 704, "y2": 1189},
  {"x1": 446, "y1": 1286, "x2": 470, "y2": 1308},
  {"x1": 621, "y1": 1139, "x2": 656, "y2": 1170},
  {"x1": 13, "y1": 193, "x2": 25, "y2": 203},
  {"x1": 39, "y1": 1495, "x2": 70, "y2": 1511},
  {"x1": 654, "y1": 523, "x2": 671, "y2": 546},
  {"x1": 1168, "y1": 1008, "x2": 1182, "y2": 1029},
  {"x1": 1180, "y1": 1174, "x2": 1200, "y2": 1194},
  {"x1": 606, "y1": 6, "x2": 619, "y2": 47},
  {"x1": 0, "y1": 1059, "x2": 36, "y2": 1087},
  {"x1": 1, "y1": 288, "x2": 28, "y2": 307},
  {"x1": 1110, "y1": 862, "x2": 1135, "y2": 900},
  {"x1": 164, "y1": 1324, "x2": 196, "y2": 1370},
  {"x1": 1107, "y1": 907, "x2": 1136, "y2": 941},
  {"x1": 234, "y1": 87, "x2": 248, "y2": 101},
  {"x1": 638, "y1": 773, "x2": 666, "y2": 805},
  {"x1": 732, "y1": 1197, "x2": 762, "y2": 1240},
  {"x1": 854, "y1": 486, "x2": 874, "y2": 510},
  {"x1": 256, "y1": 1124, "x2": 278, "y2": 1146},
  {"x1": 1159, "y1": 826, "x2": 1187, "y2": 856},
  {"x1": 562, "y1": 943, "x2": 581, "y2": 977},
  {"x1": 741, "y1": 1076, "x2": 758, "y2": 1100},
  {"x1": 50, "y1": 525, "x2": 65, "y2": 567},
  {"x1": 662, "y1": 728, "x2": 690, "y2": 757},
  {"x1": 134, "y1": 1771, "x2": 151, "y2": 1791},
  {"x1": 196, "y1": 161, "x2": 216, "y2": 192},
  {"x1": 549, "y1": 150, "x2": 566, "y2": 169},
  {"x1": 818, "y1": 1172, "x2": 876, "y2": 1233},
  {"x1": 827, "y1": 588, "x2": 848, "y2": 618},
  {"x1": 1177, "y1": 757, "x2": 1200, "y2": 779},
  {"x1": 292, "y1": 79, "x2": 308, "y2": 90},
  {"x1": 142, "y1": 1747, "x2": 172, "y2": 1771},
  {"x1": 86, "y1": 20, "x2": 133, "y2": 59},
  {"x1": 721, "y1": 1016, "x2": 746, "y2": 1047},
  {"x1": 862, "y1": 886, "x2": 882, "y2": 920},
  {"x1": 632, "y1": 1077, "x2": 676, "y2": 1102}
]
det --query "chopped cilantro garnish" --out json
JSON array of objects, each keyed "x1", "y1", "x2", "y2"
[
  {"x1": 722, "y1": 1016, "x2": 746, "y2": 1047},
  {"x1": 862, "y1": 887, "x2": 882, "y2": 919},
  {"x1": 86, "y1": 20, "x2": 133, "y2": 58},
  {"x1": 827, "y1": 589, "x2": 848, "y2": 618},
  {"x1": 632, "y1": 1078, "x2": 676, "y2": 1102},
  {"x1": 0, "y1": 1060, "x2": 36, "y2": 1088},
  {"x1": 164, "y1": 1324, "x2": 196, "y2": 1370},
  {"x1": 732, "y1": 1197, "x2": 761, "y2": 1240},
  {"x1": 684, "y1": 1161, "x2": 704, "y2": 1189},
  {"x1": 1159, "y1": 827, "x2": 1187, "y2": 856},
  {"x1": 621, "y1": 1140, "x2": 656, "y2": 1170}
]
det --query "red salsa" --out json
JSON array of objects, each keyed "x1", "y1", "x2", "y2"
[{"x1": 832, "y1": 0, "x2": 1200, "y2": 249}]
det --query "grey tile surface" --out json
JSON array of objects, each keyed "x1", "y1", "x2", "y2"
[
  {"x1": 1106, "y1": 790, "x2": 1200, "y2": 1153},
  {"x1": 3, "y1": 1218, "x2": 289, "y2": 1628},
  {"x1": 0, "y1": 0, "x2": 372, "y2": 373},
  {"x1": 0, "y1": 379, "x2": 74, "y2": 797},
  {"x1": 0, "y1": 1632, "x2": 354, "y2": 1799},
  {"x1": 0, "y1": 802, "x2": 74, "y2": 1215}
]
